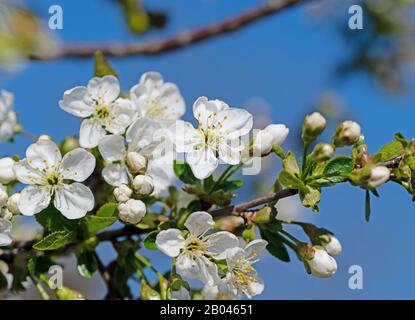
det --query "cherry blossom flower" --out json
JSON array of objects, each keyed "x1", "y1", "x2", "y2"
[
  {"x1": 130, "y1": 72, "x2": 185, "y2": 125},
  {"x1": 0, "y1": 90, "x2": 17, "y2": 143},
  {"x1": 98, "y1": 117, "x2": 175, "y2": 194},
  {"x1": 14, "y1": 139, "x2": 96, "y2": 219},
  {"x1": 59, "y1": 75, "x2": 136, "y2": 148},
  {"x1": 175, "y1": 97, "x2": 253, "y2": 179},
  {"x1": 155, "y1": 211, "x2": 239, "y2": 285},
  {"x1": 225, "y1": 239, "x2": 267, "y2": 298}
]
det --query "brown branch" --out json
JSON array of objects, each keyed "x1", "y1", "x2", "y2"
[{"x1": 30, "y1": 0, "x2": 305, "y2": 60}]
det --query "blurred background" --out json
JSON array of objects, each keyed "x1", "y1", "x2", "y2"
[{"x1": 1, "y1": 0, "x2": 415, "y2": 299}]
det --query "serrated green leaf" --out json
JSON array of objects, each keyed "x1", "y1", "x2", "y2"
[
  {"x1": 283, "y1": 151, "x2": 300, "y2": 176},
  {"x1": 33, "y1": 231, "x2": 77, "y2": 251},
  {"x1": 259, "y1": 228, "x2": 290, "y2": 262},
  {"x1": 299, "y1": 186, "x2": 321, "y2": 212},
  {"x1": 84, "y1": 216, "x2": 117, "y2": 233},
  {"x1": 373, "y1": 140, "x2": 405, "y2": 163},
  {"x1": 35, "y1": 205, "x2": 79, "y2": 234},
  {"x1": 278, "y1": 170, "x2": 303, "y2": 189},
  {"x1": 96, "y1": 203, "x2": 118, "y2": 217},
  {"x1": 143, "y1": 231, "x2": 159, "y2": 250},
  {"x1": 312, "y1": 156, "x2": 355, "y2": 186},
  {"x1": 173, "y1": 160, "x2": 199, "y2": 185}
]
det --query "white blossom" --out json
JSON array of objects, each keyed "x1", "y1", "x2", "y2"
[
  {"x1": 306, "y1": 246, "x2": 337, "y2": 278},
  {"x1": 59, "y1": 75, "x2": 136, "y2": 148},
  {"x1": 98, "y1": 117, "x2": 175, "y2": 195},
  {"x1": 130, "y1": 72, "x2": 185, "y2": 125},
  {"x1": 113, "y1": 184, "x2": 132, "y2": 203},
  {"x1": 14, "y1": 140, "x2": 96, "y2": 219},
  {"x1": 132, "y1": 175, "x2": 154, "y2": 197},
  {"x1": 0, "y1": 90, "x2": 17, "y2": 143},
  {"x1": 118, "y1": 199, "x2": 146, "y2": 224},
  {"x1": 175, "y1": 97, "x2": 253, "y2": 179},
  {"x1": 321, "y1": 235, "x2": 342, "y2": 256},
  {"x1": 252, "y1": 124, "x2": 289, "y2": 156},
  {"x1": 126, "y1": 152, "x2": 147, "y2": 174},
  {"x1": 156, "y1": 211, "x2": 239, "y2": 285},
  {"x1": 225, "y1": 239, "x2": 267, "y2": 298},
  {"x1": 0, "y1": 157, "x2": 16, "y2": 184},
  {"x1": 368, "y1": 166, "x2": 390, "y2": 188}
]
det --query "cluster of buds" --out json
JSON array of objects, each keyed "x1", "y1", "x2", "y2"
[
  {"x1": 297, "y1": 243, "x2": 338, "y2": 278},
  {"x1": 349, "y1": 164, "x2": 390, "y2": 189},
  {"x1": 0, "y1": 157, "x2": 20, "y2": 220},
  {"x1": 301, "y1": 112, "x2": 327, "y2": 144},
  {"x1": 112, "y1": 152, "x2": 154, "y2": 225},
  {"x1": 252, "y1": 124, "x2": 289, "y2": 157},
  {"x1": 302, "y1": 224, "x2": 342, "y2": 256}
]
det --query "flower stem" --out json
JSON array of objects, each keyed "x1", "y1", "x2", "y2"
[
  {"x1": 209, "y1": 164, "x2": 234, "y2": 193},
  {"x1": 280, "y1": 229, "x2": 302, "y2": 245},
  {"x1": 275, "y1": 233, "x2": 297, "y2": 252},
  {"x1": 18, "y1": 129, "x2": 38, "y2": 141},
  {"x1": 301, "y1": 142, "x2": 309, "y2": 177},
  {"x1": 30, "y1": 276, "x2": 51, "y2": 300}
]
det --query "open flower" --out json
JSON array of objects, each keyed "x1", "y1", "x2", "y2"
[
  {"x1": 175, "y1": 97, "x2": 253, "y2": 179},
  {"x1": 59, "y1": 76, "x2": 136, "y2": 148},
  {"x1": 0, "y1": 218, "x2": 12, "y2": 246},
  {"x1": 98, "y1": 117, "x2": 175, "y2": 194},
  {"x1": 0, "y1": 90, "x2": 17, "y2": 143},
  {"x1": 130, "y1": 72, "x2": 185, "y2": 125},
  {"x1": 14, "y1": 140, "x2": 96, "y2": 219},
  {"x1": 156, "y1": 211, "x2": 239, "y2": 285},
  {"x1": 225, "y1": 239, "x2": 267, "y2": 298},
  {"x1": 202, "y1": 278, "x2": 238, "y2": 300}
]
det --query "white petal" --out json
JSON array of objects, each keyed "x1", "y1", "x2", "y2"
[
  {"x1": 87, "y1": 75, "x2": 120, "y2": 104},
  {"x1": 247, "y1": 273, "x2": 264, "y2": 297},
  {"x1": 60, "y1": 148, "x2": 96, "y2": 182},
  {"x1": 218, "y1": 142, "x2": 241, "y2": 165},
  {"x1": 98, "y1": 135, "x2": 125, "y2": 162},
  {"x1": 26, "y1": 140, "x2": 62, "y2": 172},
  {"x1": 18, "y1": 185, "x2": 51, "y2": 216},
  {"x1": 194, "y1": 256, "x2": 220, "y2": 285},
  {"x1": 226, "y1": 247, "x2": 246, "y2": 270},
  {"x1": 146, "y1": 157, "x2": 175, "y2": 195},
  {"x1": 184, "y1": 211, "x2": 214, "y2": 237},
  {"x1": 0, "y1": 219, "x2": 12, "y2": 246},
  {"x1": 192, "y1": 97, "x2": 220, "y2": 129},
  {"x1": 218, "y1": 108, "x2": 253, "y2": 139},
  {"x1": 14, "y1": 160, "x2": 44, "y2": 185},
  {"x1": 126, "y1": 117, "x2": 160, "y2": 151},
  {"x1": 172, "y1": 120, "x2": 203, "y2": 153},
  {"x1": 102, "y1": 163, "x2": 128, "y2": 187},
  {"x1": 176, "y1": 253, "x2": 200, "y2": 280},
  {"x1": 54, "y1": 183, "x2": 94, "y2": 219},
  {"x1": 104, "y1": 98, "x2": 136, "y2": 134},
  {"x1": 152, "y1": 83, "x2": 185, "y2": 122},
  {"x1": 59, "y1": 86, "x2": 94, "y2": 118},
  {"x1": 186, "y1": 147, "x2": 218, "y2": 180},
  {"x1": 244, "y1": 239, "x2": 268, "y2": 260},
  {"x1": 206, "y1": 231, "x2": 239, "y2": 260},
  {"x1": 79, "y1": 118, "x2": 107, "y2": 148},
  {"x1": 155, "y1": 229, "x2": 185, "y2": 257}
]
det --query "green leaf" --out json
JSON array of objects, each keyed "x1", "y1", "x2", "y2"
[
  {"x1": 35, "y1": 205, "x2": 79, "y2": 234},
  {"x1": 94, "y1": 51, "x2": 117, "y2": 78},
  {"x1": 96, "y1": 203, "x2": 118, "y2": 217},
  {"x1": 143, "y1": 231, "x2": 159, "y2": 250},
  {"x1": 373, "y1": 140, "x2": 405, "y2": 163},
  {"x1": 278, "y1": 170, "x2": 303, "y2": 189},
  {"x1": 10, "y1": 254, "x2": 29, "y2": 292},
  {"x1": 283, "y1": 151, "x2": 300, "y2": 176},
  {"x1": 365, "y1": 189, "x2": 371, "y2": 222},
  {"x1": 299, "y1": 186, "x2": 321, "y2": 212},
  {"x1": 76, "y1": 251, "x2": 98, "y2": 279},
  {"x1": 84, "y1": 216, "x2": 117, "y2": 233},
  {"x1": 217, "y1": 180, "x2": 244, "y2": 191},
  {"x1": 314, "y1": 156, "x2": 355, "y2": 186},
  {"x1": 28, "y1": 256, "x2": 55, "y2": 278},
  {"x1": 173, "y1": 160, "x2": 199, "y2": 185},
  {"x1": 33, "y1": 231, "x2": 77, "y2": 251},
  {"x1": 209, "y1": 189, "x2": 235, "y2": 206},
  {"x1": 259, "y1": 228, "x2": 290, "y2": 262}
]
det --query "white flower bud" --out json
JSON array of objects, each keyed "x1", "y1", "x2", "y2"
[
  {"x1": 312, "y1": 143, "x2": 334, "y2": 161},
  {"x1": 38, "y1": 135, "x2": 52, "y2": 141},
  {"x1": 368, "y1": 166, "x2": 390, "y2": 188},
  {"x1": 113, "y1": 184, "x2": 133, "y2": 203},
  {"x1": 307, "y1": 247, "x2": 337, "y2": 278},
  {"x1": 6, "y1": 193, "x2": 20, "y2": 215},
  {"x1": 126, "y1": 152, "x2": 147, "y2": 174},
  {"x1": 0, "y1": 189, "x2": 8, "y2": 208},
  {"x1": 0, "y1": 157, "x2": 16, "y2": 184},
  {"x1": 118, "y1": 199, "x2": 146, "y2": 224},
  {"x1": 252, "y1": 124, "x2": 289, "y2": 156},
  {"x1": 333, "y1": 120, "x2": 361, "y2": 147},
  {"x1": 302, "y1": 112, "x2": 326, "y2": 143},
  {"x1": 132, "y1": 175, "x2": 154, "y2": 197},
  {"x1": 321, "y1": 235, "x2": 342, "y2": 256}
]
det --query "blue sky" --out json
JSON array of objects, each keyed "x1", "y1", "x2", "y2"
[{"x1": 1, "y1": 0, "x2": 415, "y2": 299}]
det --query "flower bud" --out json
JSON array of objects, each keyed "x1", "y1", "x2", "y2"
[
  {"x1": 252, "y1": 124, "x2": 289, "y2": 156},
  {"x1": 38, "y1": 134, "x2": 52, "y2": 141},
  {"x1": 118, "y1": 199, "x2": 146, "y2": 224},
  {"x1": 302, "y1": 112, "x2": 326, "y2": 143},
  {"x1": 368, "y1": 166, "x2": 390, "y2": 188},
  {"x1": 6, "y1": 193, "x2": 20, "y2": 215},
  {"x1": 0, "y1": 157, "x2": 16, "y2": 184},
  {"x1": 0, "y1": 189, "x2": 8, "y2": 208},
  {"x1": 299, "y1": 244, "x2": 337, "y2": 278},
  {"x1": 126, "y1": 152, "x2": 147, "y2": 175},
  {"x1": 132, "y1": 175, "x2": 154, "y2": 197},
  {"x1": 113, "y1": 184, "x2": 132, "y2": 203},
  {"x1": 311, "y1": 143, "x2": 334, "y2": 161},
  {"x1": 319, "y1": 234, "x2": 342, "y2": 256},
  {"x1": 0, "y1": 208, "x2": 12, "y2": 220},
  {"x1": 333, "y1": 120, "x2": 361, "y2": 147}
]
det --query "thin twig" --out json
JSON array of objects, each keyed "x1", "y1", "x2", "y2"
[{"x1": 29, "y1": 0, "x2": 306, "y2": 60}]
